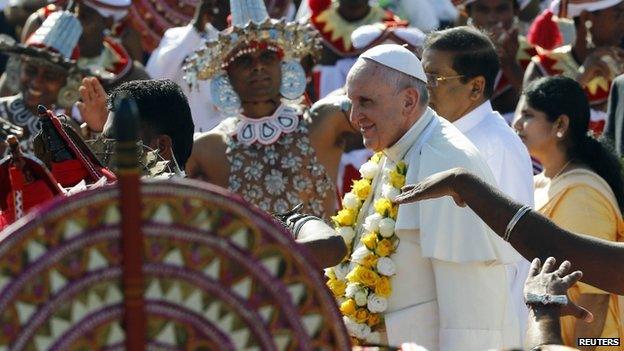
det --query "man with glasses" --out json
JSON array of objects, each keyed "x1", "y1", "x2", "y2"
[{"x1": 422, "y1": 25, "x2": 534, "y2": 340}]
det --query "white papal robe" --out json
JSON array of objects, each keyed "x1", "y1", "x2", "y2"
[{"x1": 353, "y1": 108, "x2": 521, "y2": 350}]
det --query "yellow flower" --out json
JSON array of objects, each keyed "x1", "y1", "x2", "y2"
[
  {"x1": 389, "y1": 169, "x2": 406, "y2": 189},
  {"x1": 396, "y1": 161, "x2": 407, "y2": 175},
  {"x1": 360, "y1": 232, "x2": 377, "y2": 250},
  {"x1": 374, "y1": 198, "x2": 393, "y2": 217},
  {"x1": 367, "y1": 313, "x2": 381, "y2": 327},
  {"x1": 375, "y1": 239, "x2": 394, "y2": 257},
  {"x1": 360, "y1": 253, "x2": 378, "y2": 268},
  {"x1": 374, "y1": 276, "x2": 392, "y2": 297},
  {"x1": 371, "y1": 152, "x2": 383, "y2": 163},
  {"x1": 354, "y1": 308, "x2": 370, "y2": 323},
  {"x1": 340, "y1": 299, "x2": 357, "y2": 316},
  {"x1": 332, "y1": 208, "x2": 357, "y2": 227},
  {"x1": 389, "y1": 205, "x2": 398, "y2": 220},
  {"x1": 352, "y1": 179, "x2": 372, "y2": 200},
  {"x1": 326, "y1": 278, "x2": 347, "y2": 297},
  {"x1": 347, "y1": 266, "x2": 380, "y2": 287}
]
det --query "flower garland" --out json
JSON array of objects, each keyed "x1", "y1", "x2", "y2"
[{"x1": 325, "y1": 152, "x2": 407, "y2": 344}]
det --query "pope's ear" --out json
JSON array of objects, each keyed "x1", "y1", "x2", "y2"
[{"x1": 402, "y1": 87, "x2": 419, "y2": 115}]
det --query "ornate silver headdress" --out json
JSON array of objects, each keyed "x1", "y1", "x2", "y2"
[{"x1": 183, "y1": 0, "x2": 320, "y2": 116}]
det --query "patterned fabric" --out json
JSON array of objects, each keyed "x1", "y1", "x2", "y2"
[
  {"x1": 533, "y1": 45, "x2": 612, "y2": 106},
  {"x1": 532, "y1": 45, "x2": 616, "y2": 134},
  {"x1": 0, "y1": 180, "x2": 351, "y2": 350},
  {"x1": 225, "y1": 108, "x2": 334, "y2": 218},
  {"x1": 0, "y1": 95, "x2": 41, "y2": 154},
  {"x1": 309, "y1": 0, "x2": 406, "y2": 57}
]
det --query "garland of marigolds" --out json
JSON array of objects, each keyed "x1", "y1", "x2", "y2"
[{"x1": 325, "y1": 152, "x2": 407, "y2": 344}]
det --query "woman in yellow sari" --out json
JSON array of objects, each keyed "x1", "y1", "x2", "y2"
[{"x1": 515, "y1": 76, "x2": 624, "y2": 351}]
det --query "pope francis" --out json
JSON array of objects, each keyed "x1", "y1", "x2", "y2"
[{"x1": 333, "y1": 44, "x2": 522, "y2": 350}]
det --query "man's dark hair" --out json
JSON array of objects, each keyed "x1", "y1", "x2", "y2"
[
  {"x1": 108, "y1": 79, "x2": 195, "y2": 168},
  {"x1": 424, "y1": 26, "x2": 500, "y2": 98}
]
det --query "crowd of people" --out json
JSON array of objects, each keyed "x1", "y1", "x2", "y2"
[{"x1": 0, "y1": 0, "x2": 624, "y2": 350}]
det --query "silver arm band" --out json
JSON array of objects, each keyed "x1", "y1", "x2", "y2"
[
  {"x1": 525, "y1": 293, "x2": 568, "y2": 306},
  {"x1": 504, "y1": 205, "x2": 532, "y2": 242}
]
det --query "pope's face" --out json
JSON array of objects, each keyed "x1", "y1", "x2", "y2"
[
  {"x1": 227, "y1": 47, "x2": 282, "y2": 103},
  {"x1": 346, "y1": 61, "x2": 408, "y2": 152},
  {"x1": 19, "y1": 61, "x2": 67, "y2": 110}
]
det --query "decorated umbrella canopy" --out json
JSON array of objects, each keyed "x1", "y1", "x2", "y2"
[
  {"x1": 0, "y1": 177, "x2": 351, "y2": 350},
  {"x1": 0, "y1": 98, "x2": 350, "y2": 350}
]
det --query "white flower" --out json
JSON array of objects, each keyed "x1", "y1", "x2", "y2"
[
  {"x1": 378, "y1": 218, "x2": 396, "y2": 238},
  {"x1": 363, "y1": 213, "x2": 383, "y2": 232},
  {"x1": 342, "y1": 192, "x2": 360, "y2": 209},
  {"x1": 324, "y1": 267, "x2": 334, "y2": 279},
  {"x1": 376, "y1": 257, "x2": 397, "y2": 276},
  {"x1": 365, "y1": 332, "x2": 381, "y2": 344},
  {"x1": 334, "y1": 263, "x2": 350, "y2": 281},
  {"x1": 351, "y1": 246, "x2": 371, "y2": 264},
  {"x1": 354, "y1": 290, "x2": 368, "y2": 306},
  {"x1": 359, "y1": 161, "x2": 380, "y2": 179},
  {"x1": 345, "y1": 283, "x2": 361, "y2": 298},
  {"x1": 367, "y1": 294, "x2": 388, "y2": 313},
  {"x1": 343, "y1": 316, "x2": 371, "y2": 339},
  {"x1": 337, "y1": 226, "x2": 355, "y2": 244},
  {"x1": 381, "y1": 183, "x2": 401, "y2": 200}
]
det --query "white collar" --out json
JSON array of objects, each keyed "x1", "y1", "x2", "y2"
[
  {"x1": 231, "y1": 104, "x2": 301, "y2": 145},
  {"x1": 453, "y1": 100, "x2": 492, "y2": 133},
  {"x1": 384, "y1": 107, "x2": 434, "y2": 163}
]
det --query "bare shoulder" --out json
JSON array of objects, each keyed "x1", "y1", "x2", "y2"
[
  {"x1": 194, "y1": 128, "x2": 228, "y2": 152},
  {"x1": 186, "y1": 125, "x2": 230, "y2": 184},
  {"x1": 308, "y1": 93, "x2": 353, "y2": 135}
]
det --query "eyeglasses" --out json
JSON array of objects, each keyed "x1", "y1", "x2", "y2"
[{"x1": 425, "y1": 73, "x2": 465, "y2": 87}]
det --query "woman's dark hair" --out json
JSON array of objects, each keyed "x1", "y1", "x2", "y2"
[{"x1": 524, "y1": 76, "x2": 624, "y2": 212}]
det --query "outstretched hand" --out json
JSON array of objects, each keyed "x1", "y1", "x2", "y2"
[
  {"x1": 393, "y1": 168, "x2": 466, "y2": 207},
  {"x1": 525, "y1": 257, "x2": 593, "y2": 323},
  {"x1": 76, "y1": 77, "x2": 108, "y2": 133}
]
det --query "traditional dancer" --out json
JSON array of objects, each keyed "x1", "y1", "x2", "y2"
[{"x1": 184, "y1": 0, "x2": 356, "y2": 221}]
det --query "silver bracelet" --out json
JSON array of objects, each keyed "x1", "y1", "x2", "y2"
[
  {"x1": 291, "y1": 215, "x2": 322, "y2": 240},
  {"x1": 504, "y1": 205, "x2": 531, "y2": 242}
]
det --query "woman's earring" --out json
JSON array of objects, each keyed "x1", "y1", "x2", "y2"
[
  {"x1": 557, "y1": 132, "x2": 563, "y2": 138},
  {"x1": 585, "y1": 20, "x2": 595, "y2": 49}
]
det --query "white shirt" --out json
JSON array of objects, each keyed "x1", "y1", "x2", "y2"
[
  {"x1": 146, "y1": 24, "x2": 223, "y2": 133},
  {"x1": 453, "y1": 100, "x2": 534, "y2": 344},
  {"x1": 353, "y1": 108, "x2": 520, "y2": 350}
]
